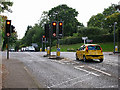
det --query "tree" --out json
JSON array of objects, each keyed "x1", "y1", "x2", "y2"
[
  {"x1": 0, "y1": 1, "x2": 13, "y2": 13},
  {"x1": 87, "y1": 4, "x2": 117, "y2": 34},
  {"x1": 103, "y1": 4, "x2": 116, "y2": 16},
  {"x1": 87, "y1": 13, "x2": 104, "y2": 28},
  {"x1": 48, "y1": 4, "x2": 83, "y2": 36},
  {"x1": 25, "y1": 25, "x2": 32, "y2": 36},
  {"x1": 39, "y1": 11, "x2": 49, "y2": 28}
]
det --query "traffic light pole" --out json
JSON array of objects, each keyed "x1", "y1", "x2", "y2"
[
  {"x1": 7, "y1": 37, "x2": 9, "y2": 59},
  {"x1": 56, "y1": 23, "x2": 60, "y2": 57},
  {"x1": 49, "y1": 27, "x2": 52, "y2": 55}
]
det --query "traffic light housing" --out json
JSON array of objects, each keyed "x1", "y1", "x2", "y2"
[
  {"x1": 51, "y1": 21, "x2": 57, "y2": 37},
  {"x1": 45, "y1": 24, "x2": 49, "y2": 38},
  {"x1": 11, "y1": 25, "x2": 15, "y2": 33},
  {"x1": 5, "y1": 20, "x2": 11, "y2": 37},
  {"x1": 58, "y1": 21, "x2": 63, "y2": 35},
  {"x1": 42, "y1": 35, "x2": 45, "y2": 42}
]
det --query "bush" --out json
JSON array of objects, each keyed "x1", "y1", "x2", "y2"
[
  {"x1": 78, "y1": 27, "x2": 107, "y2": 37},
  {"x1": 52, "y1": 37, "x2": 82, "y2": 45},
  {"x1": 89, "y1": 34, "x2": 117, "y2": 43}
]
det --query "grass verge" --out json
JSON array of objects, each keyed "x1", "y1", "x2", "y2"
[{"x1": 51, "y1": 42, "x2": 116, "y2": 52}]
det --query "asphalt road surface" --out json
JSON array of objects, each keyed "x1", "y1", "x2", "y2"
[{"x1": 2, "y1": 52, "x2": 119, "y2": 88}]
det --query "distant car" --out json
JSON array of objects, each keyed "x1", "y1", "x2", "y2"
[
  {"x1": 25, "y1": 46, "x2": 35, "y2": 52},
  {"x1": 21, "y1": 47, "x2": 26, "y2": 52},
  {"x1": 9, "y1": 48, "x2": 15, "y2": 52},
  {"x1": 76, "y1": 44, "x2": 104, "y2": 62}
]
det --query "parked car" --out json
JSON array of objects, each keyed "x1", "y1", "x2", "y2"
[
  {"x1": 25, "y1": 46, "x2": 35, "y2": 52},
  {"x1": 76, "y1": 44, "x2": 103, "y2": 62}
]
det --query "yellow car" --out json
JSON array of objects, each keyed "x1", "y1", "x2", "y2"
[{"x1": 76, "y1": 44, "x2": 104, "y2": 62}]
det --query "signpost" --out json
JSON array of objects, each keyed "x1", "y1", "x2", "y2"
[{"x1": 82, "y1": 37, "x2": 88, "y2": 44}]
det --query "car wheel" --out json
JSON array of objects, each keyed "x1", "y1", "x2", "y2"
[
  {"x1": 76, "y1": 54, "x2": 79, "y2": 60},
  {"x1": 83, "y1": 56, "x2": 87, "y2": 62},
  {"x1": 99, "y1": 59, "x2": 103, "y2": 63}
]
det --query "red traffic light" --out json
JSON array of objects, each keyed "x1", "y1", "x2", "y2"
[
  {"x1": 43, "y1": 35, "x2": 45, "y2": 38},
  {"x1": 59, "y1": 22, "x2": 62, "y2": 26},
  {"x1": 53, "y1": 22, "x2": 56, "y2": 26},
  {"x1": 7, "y1": 21, "x2": 11, "y2": 25}
]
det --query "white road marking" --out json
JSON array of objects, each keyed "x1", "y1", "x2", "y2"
[
  {"x1": 66, "y1": 77, "x2": 93, "y2": 88},
  {"x1": 51, "y1": 60, "x2": 65, "y2": 64},
  {"x1": 101, "y1": 85, "x2": 118, "y2": 88},
  {"x1": 79, "y1": 65, "x2": 84, "y2": 68},
  {"x1": 47, "y1": 73, "x2": 90, "y2": 88},
  {"x1": 88, "y1": 66, "x2": 111, "y2": 76},
  {"x1": 74, "y1": 66, "x2": 100, "y2": 77}
]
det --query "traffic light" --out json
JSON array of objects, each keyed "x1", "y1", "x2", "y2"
[
  {"x1": 45, "y1": 24, "x2": 49, "y2": 38},
  {"x1": 58, "y1": 21, "x2": 63, "y2": 35},
  {"x1": 5, "y1": 20, "x2": 11, "y2": 37},
  {"x1": 51, "y1": 21, "x2": 57, "y2": 37},
  {"x1": 42, "y1": 35, "x2": 45, "y2": 42},
  {"x1": 43, "y1": 35, "x2": 45, "y2": 38},
  {"x1": 11, "y1": 25, "x2": 15, "y2": 33}
]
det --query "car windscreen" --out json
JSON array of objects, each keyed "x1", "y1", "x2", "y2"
[{"x1": 88, "y1": 46, "x2": 101, "y2": 50}]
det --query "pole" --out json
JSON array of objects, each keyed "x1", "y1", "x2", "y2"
[
  {"x1": 45, "y1": 38, "x2": 46, "y2": 51},
  {"x1": 114, "y1": 22, "x2": 116, "y2": 54},
  {"x1": 42, "y1": 38, "x2": 43, "y2": 51},
  {"x1": 49, "y1": 25, "x2": 52, "y2": 55},
  {"x1": 56, "y1": 22, "x2": 60, "y2": 57},
  {"x1": 7, "y1": 37, "x2": 9, "y2": 59}
]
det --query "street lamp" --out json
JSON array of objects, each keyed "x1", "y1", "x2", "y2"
[
  {"x1": 114, "y1": 1, "x2": 120, "y2": 53},
  {"x1": 114, "y1": 22, "x2": 117, "y2": 53}
]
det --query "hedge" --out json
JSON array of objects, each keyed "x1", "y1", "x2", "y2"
[{"x1": 52, "y1": 34, "x2": 117, "y2": 46}]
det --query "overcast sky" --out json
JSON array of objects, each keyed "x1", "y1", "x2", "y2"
[{"x1": 2, "y1": 0, "x2": 120, "y2": 39}]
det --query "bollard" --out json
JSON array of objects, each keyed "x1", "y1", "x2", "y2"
[
  {"x1": 40, "y1": 48, "x2": 42, "y2": 52},
  {"x1": 115, "y1": 46, "x2": 118, "y2": 52},
  {"x1": 47, "y1": 47, "x2": 50, "y2": 55},
  {"x1": 57, "y1": 48, "x2": 60, "y2": 57},
  {"x1": 45, "y1": 47, "x2": 47, "y2": 52}
]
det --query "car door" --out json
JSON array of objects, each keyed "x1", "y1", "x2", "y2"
[
  {"x1": 76, "y1": 47, "x2": 82, "y2": 59},
  {"x1": 81, "y1": 45, "x2": 86, "y2": 59}
]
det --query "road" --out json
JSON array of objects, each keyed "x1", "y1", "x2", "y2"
[{"x1": 2, "y1": 52, "x2": 119, "y2": 88}]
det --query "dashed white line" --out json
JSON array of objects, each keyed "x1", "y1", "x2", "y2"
[
  {"x1": 74, "y1": 66, "x2": 100, "y2": 77},
  {"x1": 88, "y1": 66, "x2": 111, "y2": 76}
]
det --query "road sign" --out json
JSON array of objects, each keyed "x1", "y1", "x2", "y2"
[{"x1": 82, "y1": 37, "x2": 88, "y2": 44}]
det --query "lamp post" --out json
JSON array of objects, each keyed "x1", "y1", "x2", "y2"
[
  {"x1": 114, "y1": 22, "x2": 117, "y2": 53},
  {"x1": 115, "y1": 1, "x2": 120, "y2": 53}
]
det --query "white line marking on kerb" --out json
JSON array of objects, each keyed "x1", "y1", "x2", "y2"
[
  {"x1": 74, "y1": 66, "x2": 100, "y2": 77},
  {"x1": 88, "y1": 66, "x2": 111, "y2": 76}
]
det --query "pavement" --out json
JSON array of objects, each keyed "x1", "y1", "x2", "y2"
[{"x1": 2, "y1": 55, "x2": 40, "y2": 89}]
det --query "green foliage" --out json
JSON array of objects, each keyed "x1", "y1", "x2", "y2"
[
  {"x1": 0, "y1": 1, "x2": 13, "y2": 13},
  {"x1": 21, "y1": 24, "x2": 44, "y2": 47},
  {"x1": 103, "y1": 4, "x2": 116, "y2": 16},
  {"x1": 87, "y1": 13, "x2": 104, "y2": 28},
  {"x1": 48, "y1": 4, "x2": 83, "y2": 36},
  {"x1": 52, "y1": 37, "x2": 82, "y2": 46},
  {"x1": 78, "y1": 27, "x2": 107, "y2": 37},
  {"x1": 87, "y1": 4, "x2": 119, "y2": 34}
]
